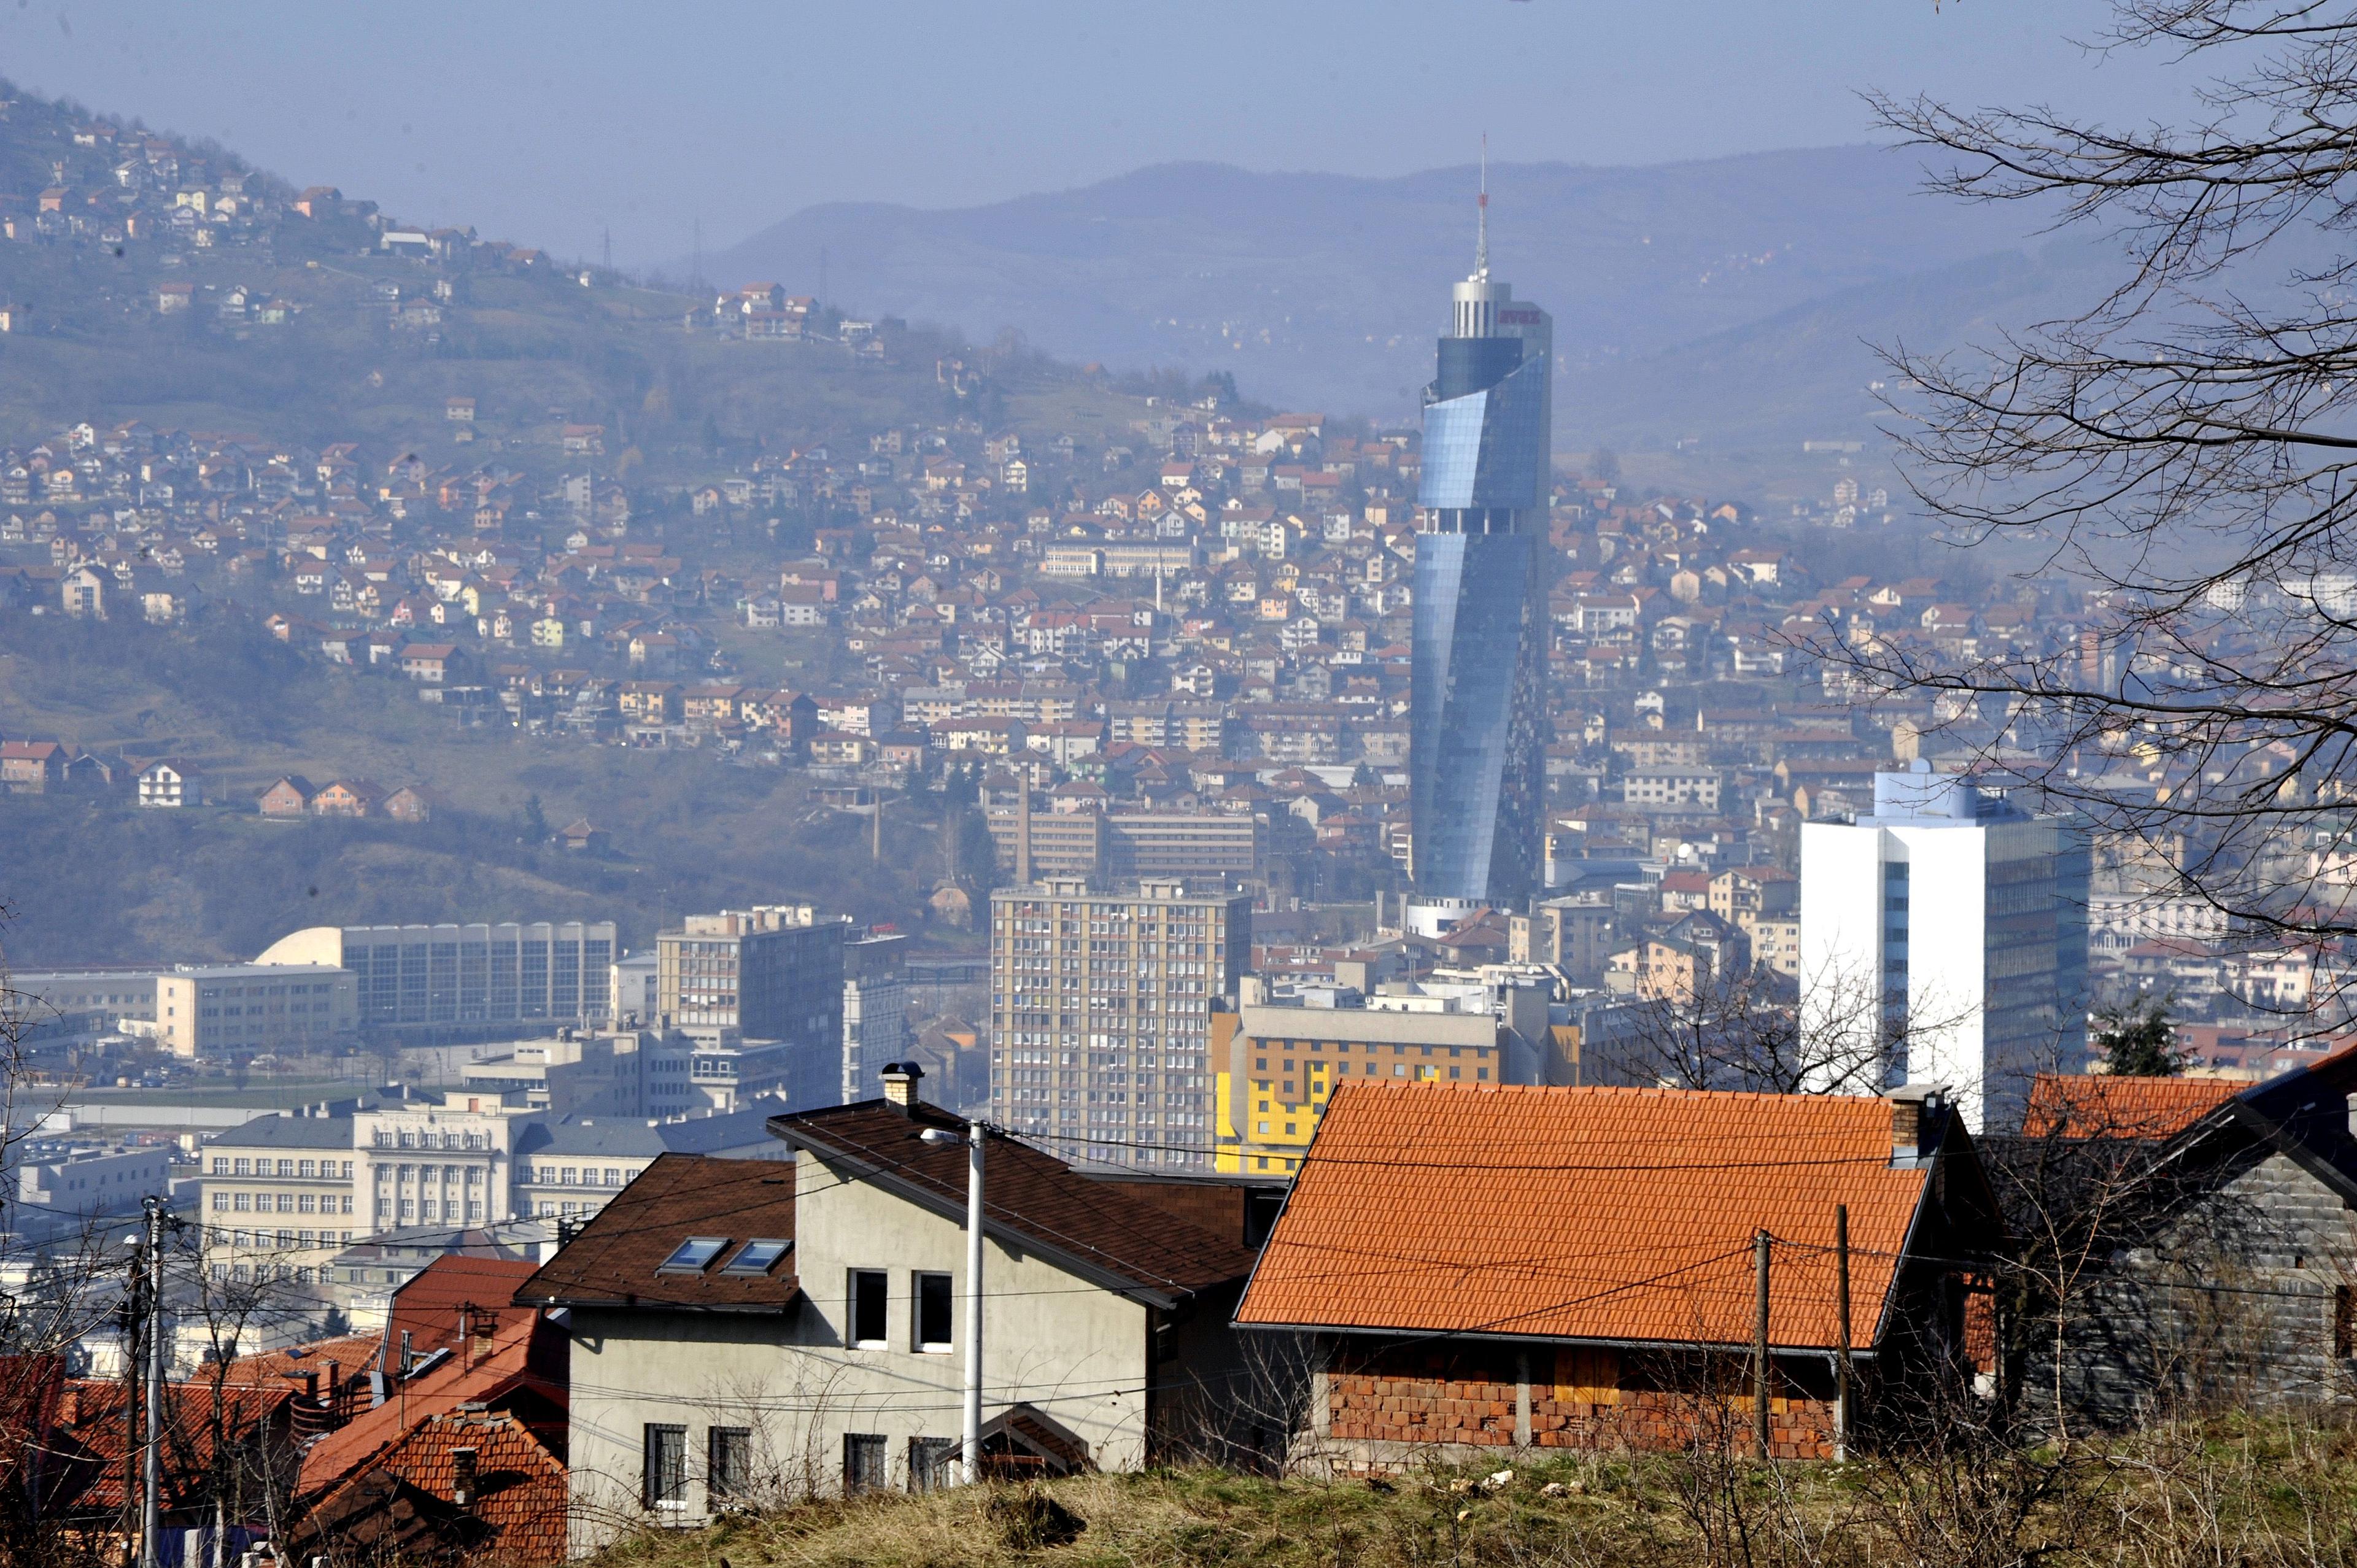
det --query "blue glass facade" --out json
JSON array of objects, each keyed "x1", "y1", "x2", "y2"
[
  {"x1": 1418, "y1": 355, "x2": 1549, "y2": 516},
  {"x1": 1410, "y1": 531, "x2": 1547, "y2": 905},
  {"x1": 1409, "y1": 271, "x2": 1551, "y2": 910}
]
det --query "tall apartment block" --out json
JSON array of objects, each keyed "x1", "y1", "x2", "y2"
[
  {"x1": 1405, "y1": 174, "x2": 1552, "y2": 936},
  {"x1": 989, "y1": 876, "x2": 1250, "y2": 1168},
  {"x1": 1800, "y1": 762, "x2": 2090, "y2": 1130},
  {"x1": 842, "y1": 930, "x2": 913, "y2": 1105},
  {"x1": 655, "y1": 906, "x2": 846, "y2": 1111},
  {"x1": 255, "y1": 921, "x2": 616, "y2": 1033}
]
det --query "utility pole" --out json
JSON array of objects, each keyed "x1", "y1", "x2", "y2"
[
  {"x1": 1752, "y1": 1227, "x2": 1771, "y2": 1460},
  {"x1": 139, "y1": 1196, "x2": 165, "y2": 1568},
  {"x1": 920, "y1": 1120, "x2": 987, "y2": 1483},
  {"x1": 961, "y1": 1119, "x2": 984, "y2": 1483},
  {"x1": 1833, "y1": 1204, "x2": 1852, "y2": 1462}
]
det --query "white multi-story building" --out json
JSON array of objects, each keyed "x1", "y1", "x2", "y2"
[
  {"x1": 198, "y1": 1084, "x2": 791, "y2": 1281},
  {"x1": 1800, "y1": 762, "x2": 2089, "y2": 1130}
]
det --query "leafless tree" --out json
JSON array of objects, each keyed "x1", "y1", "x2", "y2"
[
  {"x1": 1602, "y1": 962, "x2": 1970, "y2": 1099},
  {"x1": 1807, "y1": 1, "x2": 2357, "y2": 949}
]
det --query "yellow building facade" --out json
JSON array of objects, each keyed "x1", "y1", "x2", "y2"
[{"x1": 1213, "y1": 1001, "x2": 1507, "y2": 1173}]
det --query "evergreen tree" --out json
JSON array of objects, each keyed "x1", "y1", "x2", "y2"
[{"x1": 2094, "y1": 995, "x2": 2181, "y2": 1077}]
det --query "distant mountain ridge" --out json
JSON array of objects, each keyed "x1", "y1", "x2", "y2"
[{"x1": 704, "y1": 149, "x2": 2095, "y2": 450}]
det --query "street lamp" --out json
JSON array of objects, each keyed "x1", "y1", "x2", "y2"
[{"x1": 919, "y1": 1122, "x2": 985, "y2": 1484}]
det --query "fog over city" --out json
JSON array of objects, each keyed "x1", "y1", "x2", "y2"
[{"x1": 0, "y1": 4, "x2": 2345, "y2": 1564}]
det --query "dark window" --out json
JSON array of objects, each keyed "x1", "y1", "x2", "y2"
[
  {"x1": 643, "y1": 1424, "x2": 687, "y2": 1508},
  {"x1": 851, "y1": 1269, "x2": 888, "y2": 1346},
  {"x1": 2337, "y1": 1286, "x2": 2355, "y2": 1359},
  {"x1": 916, "y1": 1272, "x2": 953, "y2": 1351},
  {"x1": 844, "y1": 1432, "x2": 887, "y2": 1494},
  {"x1": 708, "y1": 1426, "x2": 752, "y2": 1499},
  {"x1": 908, "y1": 1436, "x2": 956, "y2": 1493}
]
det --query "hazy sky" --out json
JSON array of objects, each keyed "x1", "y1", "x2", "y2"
[{"x1": 0, "y1": 1, "x2": 2180, "y2": 268}]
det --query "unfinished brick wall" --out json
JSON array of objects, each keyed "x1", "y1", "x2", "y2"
[
  {"x1": 1324, "y1": 1342, "x2": 1841, "y2": 1461},
  {"x1": 1529, "y1": 1386, "x2": 1838, "y2": 1461},
  {"x1": 1329, "y1": 1368, "x2": 1519, "y2": 1447}
]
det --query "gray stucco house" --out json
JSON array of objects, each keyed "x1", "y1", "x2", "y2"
[{"x1": 514, "y1": 1076, "x2": 1264, "y2": 1552}]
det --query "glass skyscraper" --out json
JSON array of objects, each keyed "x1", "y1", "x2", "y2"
[{"x1": 1405, "y1": 204, "x2": 1552, "y2": 935}]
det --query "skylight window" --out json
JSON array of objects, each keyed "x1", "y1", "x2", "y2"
[
  {"x1": 657, "y1": 1237, "x2": 728, "y2": 1274},
  {"x1": 721, "y1": 1238, "x2": 791, "y2": 1276}
]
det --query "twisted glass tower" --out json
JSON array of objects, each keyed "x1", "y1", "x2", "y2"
[{"x1": 1405, "y1": 188, "x2": 1552, "y2": 937}]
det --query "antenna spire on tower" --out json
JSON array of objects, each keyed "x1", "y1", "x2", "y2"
[{"x1": 1475, "y1": 134, "x2": 1490, "y2": 280}]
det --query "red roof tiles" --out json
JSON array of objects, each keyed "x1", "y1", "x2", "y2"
[
  {"x1": 1236, "y1": 1083, "x2": 1937, "y2": 1351},
  {"x1": 385, "y1": 1256, "x2": 542, "y2": 1359},
  {"x1": 2021, "y1": 1073, "x2": 2240, "y2": 1140}
]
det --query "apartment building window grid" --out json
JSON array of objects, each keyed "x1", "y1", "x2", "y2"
[{"x1": 988, "y1": 881, "x2": 1245, "y2": 1170}]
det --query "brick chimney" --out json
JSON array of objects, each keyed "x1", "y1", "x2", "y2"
[
  {"x1": 1887, "y1": 1087, "x2": 1941, "y2": 1166},
  {"x1": 451, "y1": 1446, "x2": 477, "y2": 1508},
  {"x1": 881, "y1": 1062, "x2": 923, "y2": 1110}
]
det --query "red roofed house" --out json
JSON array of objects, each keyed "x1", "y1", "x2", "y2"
[
  {"x1": 256, "y1": 774, "x2": 317, "y2": 818},
  {"x1": 311, "y1": 778, "x2": 386, "y2": 819},
  {"x1": 1236, "y1": 1082, "x2": 2000, "y2": 1463},
  {"x1": 286, "y1": 1257, "x2": 568, "y2": 1567},
  {"x1": 0, "y1": 739, "x2": 66, "y2": 794},
  {"x1": 400, "y1": 643, "x2": 463, "y2": 684}
]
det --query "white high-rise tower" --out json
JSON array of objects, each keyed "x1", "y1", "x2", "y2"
[{"x1": 1799, "y1": 762, "x2": 2089, "y2": 1130}]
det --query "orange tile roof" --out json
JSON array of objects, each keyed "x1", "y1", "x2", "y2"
[
  {"x1": 298, "y1": 1410, "x2": 568, "y2": 1568},
  {"x1": 2021, "y1": 1073, "x2": 2239, "y2": 1140},
  {"x1": 294, "y1": 1305, "x2": 563, "y2": 1504},
  {"x1": 384, "y1": 1256, "x2": 541, "y2": 1359},
  {"x1": 1236, "y1": 1083, "x2": 1935, "y2": 1352},
  {"x1": 209, "y1": 1331, "x2": 386, "y2": 1386},
  {"x1": 61, "y1": 1381, "x2": 292, "y2": 1512}
]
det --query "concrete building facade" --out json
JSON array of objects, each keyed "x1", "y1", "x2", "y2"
[
  {"x1": 257, "y1": 921, "x2": 617, "y2": 1034},
  {"x1": 153, "y1": 964, "x2": 358, "y2": 1059},
  {"x1": 989, "y1": 876, "x2": 1250, "y2": 1168},
  {"x1": 1800, "y1": 762, "x2": 2090, "y2": 1129}
]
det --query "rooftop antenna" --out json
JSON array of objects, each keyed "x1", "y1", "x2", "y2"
[{"x1": 1475, "y1": 133, "x2": 1490, "y2": 282}]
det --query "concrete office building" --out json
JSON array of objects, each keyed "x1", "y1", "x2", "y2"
[
  {"x1": 8, "y1": 1140, "x2": 176, "y2": 1244},
  {"x1": 986, "y1": 795, "x2": 1266, "y2": 881},
  {"x1": 610, "y1": 950, "x2": 660, "y2": 1024},
  {"x1": 989, "y1": 876, "x2": 1250, "y2": 1168},
  {"x1": 7, "y1": 968, "x2": 161, "y2": 1036},
  {"x1": 153, "y1": 964, "x2": 359, "y2": 1059},
  {"x1": 654, "y1": 906, "x2": 846, "y2": 1110},
  {"x1": 257, "y1": 921, "x2": 616, "y2": 1033},
  {"x1": 1800, "y1": 762, "x2": 2090, "y2": 1130},
  {"x1": 459, "y1": 1027, "x2": 701, "y2": 1121},
  {"x1": 1406, "y1": 174, "x2": 1552, "y2": 935}
]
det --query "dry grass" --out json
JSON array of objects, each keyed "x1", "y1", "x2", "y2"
[{"x1": 572, "y1": 1418, "x2": 2357, "y2": 1568}]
